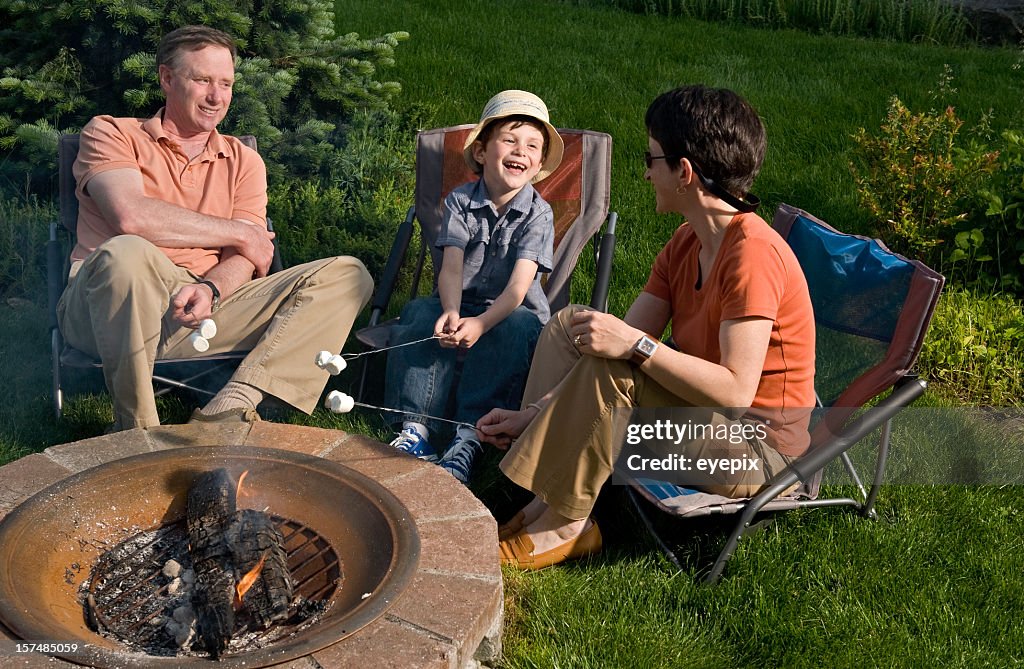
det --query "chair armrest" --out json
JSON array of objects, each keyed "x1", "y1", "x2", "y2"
[
  {"x1": 368, "y1": 206, "x2": 417, "y2": 325},
  {"x1": 47, "y1": 221, "x2": 67, "y2": 330},
  {"x1": 589, "y1": 211, "x2": 617, "y2": 312}
]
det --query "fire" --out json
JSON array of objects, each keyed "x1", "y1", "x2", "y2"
[
  {"x1": 234, "y1": 550, "x2": 268, "y2": 608},
  {"x1": 235, "y1": 470, "x2": 250, "y2": 507}
]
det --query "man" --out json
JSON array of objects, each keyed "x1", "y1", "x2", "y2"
[{"x1": 57, "y1": 25, "x2": 373, "y2": 431}]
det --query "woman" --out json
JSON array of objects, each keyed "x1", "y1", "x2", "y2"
[{"x1": 476, "y1": 85, "x2": 816, "y2": 570}]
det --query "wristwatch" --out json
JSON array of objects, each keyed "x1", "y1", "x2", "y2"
[
  {"x1": 630, "y1": 335, "x2": 659, "y2": 366},
  {"x1": 196, "y1": 279, "x2": 221, "y2": 312}
]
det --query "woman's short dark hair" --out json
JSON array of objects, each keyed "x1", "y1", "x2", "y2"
[
  {"x1": 156, "y1": 25, "x2": 237, "y2": 70},
  {"x1": 644, "y1": 85, "x2": 766, "y2": 198}
]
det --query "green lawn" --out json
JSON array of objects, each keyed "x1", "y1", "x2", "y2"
[{"x1": 2, "y1": 0, "x2": 1023, "y2": 666}]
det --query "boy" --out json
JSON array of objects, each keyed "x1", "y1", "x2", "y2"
[{"x1": 383, "y1": 90, "x2": 564, "y2": 484}]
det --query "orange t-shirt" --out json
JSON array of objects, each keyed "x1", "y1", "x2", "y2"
[
  {"x1": 72, "y1": 111, "x2": 267, "y2": 276},
  {"x1": 643, "y1": 213, "x2": 816, "y2": 456}
]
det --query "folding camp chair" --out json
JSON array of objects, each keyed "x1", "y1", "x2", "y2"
[
  {"x1": 627, "y1": 203, "x2": 945, "y2": 583},
  {"x1": 46, "y1": 133, "x2": 283, "y2": 418},
  {"x1": 355, "y1": 124, "x2": 617, "y2": 393}
]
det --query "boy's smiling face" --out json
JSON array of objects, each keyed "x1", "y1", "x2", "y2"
[{"x1": 472, "y1": 120, "x2": 546, "y2": 199}]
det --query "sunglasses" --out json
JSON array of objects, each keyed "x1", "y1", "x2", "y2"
[
  {"x1": 643, "y1": 151, "x2": 678, "y2": 169},
  {"x1": 642, "y1": 151, "x2": 760, "y2": 213}
]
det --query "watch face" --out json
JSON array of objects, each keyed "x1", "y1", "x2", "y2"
[{"x1": 638, "y1": 337, "x2": 658, "y2": 356}]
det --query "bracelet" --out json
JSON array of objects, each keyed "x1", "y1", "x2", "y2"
[
  {"x1": 196, "y1": 279, "x2": 221, "y2": 311},
  {"x1": 526, "y1": 402, "x2": 544, "y2": 413}
]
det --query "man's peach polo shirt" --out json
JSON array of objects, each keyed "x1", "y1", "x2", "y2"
[{"x1": 72, "y1": 111, "x2": 267, "y2": 276}]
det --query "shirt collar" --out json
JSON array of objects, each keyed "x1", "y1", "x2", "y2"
[
  {"x1": 468, "y1": 179, "x2": 537, "y2": 216},
  {"x1": 142, "y1": 109, "x2": 229, "y2": 159}
]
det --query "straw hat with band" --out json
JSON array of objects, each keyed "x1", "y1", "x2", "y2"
[{"x1": 463, "y1": 90, "x2": 564, "y2": 184}]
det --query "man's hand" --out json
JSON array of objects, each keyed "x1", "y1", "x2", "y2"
[
  {"x1": 233, "y1": 222, "x2": 276, "y2": 277},
  {"x1": 435, "y1": 310, "x2": 461, "y2": 347},
  {"x1": 171, "y1": 283, "x2": 215, "y2": 326},
  {"x1": 476, "y1": 406, "x2": 537, "y2": 450}
]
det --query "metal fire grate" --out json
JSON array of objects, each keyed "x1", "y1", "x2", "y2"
[{"x1": 87, "y1": 515, "x2": 341, "y2": 657}]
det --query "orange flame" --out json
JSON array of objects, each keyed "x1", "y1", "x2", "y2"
[
  {"x1": 235, "y1": 470, "x2": 250, "y2": 507},
  {"x1": 234, "y1": 550, "x2": 268, "y2": 609}
]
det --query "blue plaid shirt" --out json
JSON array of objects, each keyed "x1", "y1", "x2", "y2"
[{"x1": 436, "y1": 179, "x2": 554, "y2": 322}]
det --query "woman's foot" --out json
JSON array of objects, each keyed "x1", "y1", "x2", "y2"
[
  {"x1": 499, "y1": 509, "x2": 602, "y2": 570},
  {"x1": 497, "y1": 496, "x2": 548, "y2": 540}
]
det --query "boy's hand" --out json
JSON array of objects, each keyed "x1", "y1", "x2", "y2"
[
  {"x1": 435, "y1": 310, "x2": 461, "y2": 347},
  {"x1": 449, "y1": 316, "x2": 487, "y2": 348}
]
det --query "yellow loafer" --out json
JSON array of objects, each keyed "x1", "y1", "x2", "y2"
[{"x1": 499, "y1": 520, "x2": 602, "y2": 570}]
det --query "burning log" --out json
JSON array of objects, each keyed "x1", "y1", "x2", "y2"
[{"x1": 186, "y1": 468, "x2": 294, "y2": 659}]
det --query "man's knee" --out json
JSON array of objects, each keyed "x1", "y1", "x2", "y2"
[
  {"x1": 84, "y1": 235, "x2": 163, "y2": 279},
  {"x1": 315, "y1": 256, "x2": 374, "y2": 306}
]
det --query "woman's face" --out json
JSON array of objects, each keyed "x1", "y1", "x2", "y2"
[{"x1": 645, "y1": 137, "x2": 682, "y2": 214}]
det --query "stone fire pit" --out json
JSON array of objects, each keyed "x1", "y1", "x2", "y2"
[{"x1": 0, "y1": 422, "x2": 503, "y2": 668}]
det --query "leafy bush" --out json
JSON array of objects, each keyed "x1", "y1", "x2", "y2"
[
  {"x1": 850, "y1": 94, "x2": 999, "y2": 274},
  {"x1": 0, "y1": 197, "x2": 52, "y2": 301},
  {"x1": 976, "y1": 129, "x2": 1024, "y2": 294},
  {"x1": 919, "y1": 287, "x2": 1024, "y2": 407},
  {"x1": 573, "y1": 0, "x2": 969, "y2": 44},
  {"x1": 267, "y1": 106, "x2": 419, "y2": 277},
  {"x1": 0, "y1": 0, "x2": 408, "y2": 197}
]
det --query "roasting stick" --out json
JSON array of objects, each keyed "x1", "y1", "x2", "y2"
[{"x1": 314, "y1": 336, "x2": 476, "y2": 431}]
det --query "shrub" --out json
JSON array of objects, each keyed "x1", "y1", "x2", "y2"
[
  {"x1": 0, "y1": 0, "x2": 408, "y2": 197},
  {"x1": 975, "y1": 128, "x2": 1024, "y2": 294},
  {"x1": 267, "y1": 107, "x2": 418, "y2": 277},
  {"x1": 0, "y1": 197, "x2": 52, "y2": 301},
  {"x1": 918, "y1": 287, "x2": 1024, "y2": 407},
  {"x1": 850, "y1": 94, "x2": 998, "y2": 273}
]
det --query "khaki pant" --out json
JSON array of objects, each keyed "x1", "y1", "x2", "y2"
[
  {"x1": 57, "y1": 235, "x2": 373, "y2": 430},
  {"x1": 499, "y1": 305, "x2": 794, "y2": 520}
]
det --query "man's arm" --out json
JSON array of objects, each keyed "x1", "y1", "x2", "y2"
[{"x1": 85, "y1": 168, "x2": 276, "y2": 277}]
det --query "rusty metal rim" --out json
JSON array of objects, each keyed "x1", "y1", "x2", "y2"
[{"x1": 0, "y1": 446, "x2": 421, "y2": 668}]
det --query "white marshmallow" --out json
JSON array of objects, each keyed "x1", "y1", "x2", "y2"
[
  {"x1": 324, "y1": 354, "x2": 347, "y2": 375},
  {"x1": 196, "y1": 318, "x2": 217, "y2": 339},
  {"x1": 325, "y1": 391, "x2": 355, "y2": 413},
  {"x1": 189, "y1": 332, "x2": 210, "y2": 352},
  {"x1": 315, "y1": 350, "x2": 333, "y2": 368}
]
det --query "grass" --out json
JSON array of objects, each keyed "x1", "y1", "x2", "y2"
[{"x1": 2, "y1": 1, "x2": 1023, "y2": 667}]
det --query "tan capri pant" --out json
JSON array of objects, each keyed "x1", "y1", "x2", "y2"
[
  {"x1": 57, "y1": 235, "x2": 373, "y2": 430},
  {"x1": 499, "y1": 305, "x2": 794, "y2": 520}
]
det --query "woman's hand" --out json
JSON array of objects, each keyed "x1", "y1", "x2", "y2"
[
  {"x1": 570, "y1": 310, "x2": 644, "y2": 359},
  {"x1": 476, "y1": 406, "x2": 538, "y2": 450}
]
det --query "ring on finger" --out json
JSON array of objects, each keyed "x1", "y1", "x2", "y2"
[{"x1": 573, "y1": 334, "x2": 583, "y2": 346}]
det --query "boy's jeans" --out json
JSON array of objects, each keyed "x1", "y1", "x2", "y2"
[{"x1": 383, "y1": 297, "x2": 542, "y2": 434}]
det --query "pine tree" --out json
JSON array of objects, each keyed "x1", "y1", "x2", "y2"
[{"x1": 0, "y1": 0, "x2": 408, "y2": 196}]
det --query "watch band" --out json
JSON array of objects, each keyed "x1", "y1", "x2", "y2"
[
  {"x1": 630, "y1": 335, "x2": 659, "y2": 366},
  {"x1": 196, "y1": 279, "x2": 221, "y2": 311}
]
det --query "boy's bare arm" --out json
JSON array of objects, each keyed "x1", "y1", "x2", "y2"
[
  {"x1": 436, "y1": 246, "x2": 465, "y2": 338},
  {"x1": 475, "y1": 258, "x2": 539, "y2": 331}
]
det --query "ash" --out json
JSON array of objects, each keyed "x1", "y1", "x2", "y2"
[{"x1": 80, "y1": 520, "x2": 333, "y2": 658}]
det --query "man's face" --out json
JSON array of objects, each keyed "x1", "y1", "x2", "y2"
[{"x1": 158, "y1": 45, "x2": 235, "y2": 136}]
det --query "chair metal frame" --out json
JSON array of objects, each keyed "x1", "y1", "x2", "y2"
[
  {"x1": 47, "y1": 133, "x2": 283, "y2": 418},
  {"x1": 627, "y1": 203, "x2": 945, "y2": 583}
]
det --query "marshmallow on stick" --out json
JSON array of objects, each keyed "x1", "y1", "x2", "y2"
[
  {"x1": 325, "y1": 390, "x2": 355, "y2": 413},
  {"x1": 189, "y1": 318, "x2": 218, "y2": 352},
  {"x1": 314, "y1": 350, "x2": 347, "y2": 375}
]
